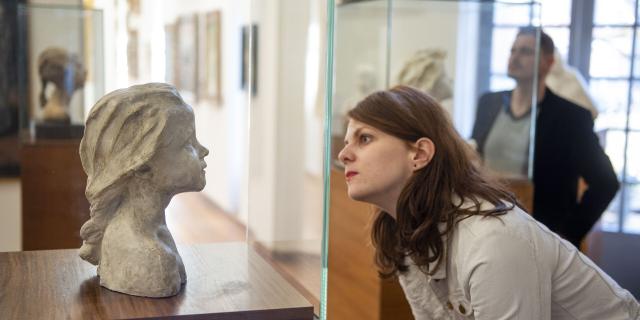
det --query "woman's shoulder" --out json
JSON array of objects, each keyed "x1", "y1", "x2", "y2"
[{"x1": 454, "y1": 200, "x2": 537, "y2": 243}]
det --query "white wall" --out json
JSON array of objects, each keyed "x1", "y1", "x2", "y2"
[
  {"x1": 159, "y1": 0, "x2": 250, "y2": 216},
  {"x1": 248, "y1": 0, "x2": 326, "y2": 245}
]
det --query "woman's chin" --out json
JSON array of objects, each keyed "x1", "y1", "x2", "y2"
[{"x1": 347, "y1": 188, "x2": 369, "y2": 203}]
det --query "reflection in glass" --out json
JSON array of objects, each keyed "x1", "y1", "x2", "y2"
[
  {"x1": 631, "y1": 81, "x2": 640, "y2": 129},
  {"x1": 539, "y1": 0, "x2": 572, "y2": 26},
  {"x1": 599, "y1": 129, "x2": 627, "y2": 179},
  {"x1": 591, "y1": 79, "x2": 630, "y2": 131},
  {"x1": 493, "y1": 2, "x2": 531, "y2": 25},
  {"x1": 633, "y1": 32, "x2": 640, "y2": 80},
  {"x1": 622, "y1": 183, "x2": 640, "y2": 234},
  {"x1": 625, "y1": 131, "x2": 640, "y2": 184},
  {"x1": 602, "y1": 192, "x2": 622, "y2": 232},
  {"x1": 595, "y1": 0, "x2": 636, "y2": 25},
  {"x1": 490, "y1": 74, "x2": 516, "y2": 92},
  {"x1": 247, "y1": 0, "x2": 329, "y2": 317},
  {"x1": 544, "y1": 27, "x2": 570, "y2": 61},
  {"x1": 491, "y1": 27, "x2": 518, "y2": 75},
  {"x1": 590, "y1": 27, "x2": 633, "y2": 78}
]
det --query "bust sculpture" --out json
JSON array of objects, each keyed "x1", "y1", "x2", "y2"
[
  {"x1": 37, "y1": 47, "x2": 87, "y2": 123},
  {"x1": 78, "y1": 83, "x2": 209, "y2": 297},
  {"x1": 396, "y1": 49, "x2": 453, "y2": 102}
]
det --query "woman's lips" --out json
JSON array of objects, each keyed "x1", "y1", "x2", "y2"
[{"x1": 345, "y1": 171, "x2": 358, "y2": 181}]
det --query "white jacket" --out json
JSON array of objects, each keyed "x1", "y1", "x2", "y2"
[{"x1": 397, "y1": 201, "x2": 640, "y2": 320}]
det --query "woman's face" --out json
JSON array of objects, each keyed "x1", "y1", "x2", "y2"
[
  {"x1": 147, "y1": 107, "x2": 209, "y2": 194},
  {"x1": 338, "y1": 119, "x2": 415, "y2": 209}
]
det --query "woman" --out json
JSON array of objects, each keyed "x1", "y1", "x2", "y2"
[
  {"x1": 79, "y1": 83, "x2": 209, "y2": 297},
  {"x1": 337, "y1": 85, "x2": 639, "y2": 319}
]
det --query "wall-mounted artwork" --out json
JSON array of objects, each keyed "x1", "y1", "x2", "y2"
[
  {"x1": 127, "y1": 29, "x2": 139, "y2": 80},
  {"x1": 164, "y1": 23, "x2": 176, "y2": 86},
  {"x1": 199, "y1": 11, "x2": 222, "y2": 105},
  {"x1": 241, "y1": 24, "x2": 258, "y2": 96},
  {"x1": 176, "y1": 14, "x2": 198, "y2": 101}
]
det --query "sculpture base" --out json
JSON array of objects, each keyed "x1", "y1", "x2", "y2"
[
  {"x1": 34, "y1": 122, "x2": 84, "y2": 140},
  {"x1": 0, "y1": 242, "x2": 314, "y2": 319}
]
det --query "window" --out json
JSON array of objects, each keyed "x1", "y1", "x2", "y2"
[{"x1": 486, "y1": 0, "x2": 640, "y2": 234}]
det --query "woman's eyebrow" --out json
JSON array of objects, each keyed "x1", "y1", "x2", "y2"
[{"x1": 344, "y1": 127, "x2": 364, "y2": 145}]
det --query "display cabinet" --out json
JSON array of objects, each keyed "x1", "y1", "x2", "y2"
[
  {"x1": 328, "y1": 1, "x2": 540, "y2": 318},
  {"x1": 16, "y1": 4, "x2": 104, "y2": 250},
  {"x1": 17, "y1": 4, "x2": 104, "y2": 140},
  {"x1": 2, "y1": 1, "x2": 546, "y2": 319}
]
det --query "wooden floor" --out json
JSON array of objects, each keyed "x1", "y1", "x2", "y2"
[{"x1": 165, "y1": 192, "x2": 246, "y2": 245}]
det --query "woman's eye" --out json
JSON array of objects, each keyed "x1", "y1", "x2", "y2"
[{"x1": 359, "y1": 134, "x2": 372, "y2": 144}]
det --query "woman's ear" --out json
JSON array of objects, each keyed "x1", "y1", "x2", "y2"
[{"x1": 411, "y1": 137, "x2": 435, "y2": 171}]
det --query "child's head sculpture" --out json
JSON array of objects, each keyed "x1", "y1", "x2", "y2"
[
  {"x1": 38, "y1": 47, "x2": 87, "y2": 123},
  {"x1": 79, "y1": 83, "x2": 209, "y2": 297}
]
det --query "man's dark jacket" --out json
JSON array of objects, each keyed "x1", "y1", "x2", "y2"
[{"x1": 472, "y1": 88, "x2": 619, "y2": 246}]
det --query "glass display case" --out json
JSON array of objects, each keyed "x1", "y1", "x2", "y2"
[
  {"x1": 328, "y1": 1, "x2": 541, "y2": 318},
  {"x1": 17, "y1": 4, "x2": 104, "y2": 140},
  {"x1": 2, "y1": 1, "x2": 547, "y2": 319},
  {"x1": 332, "y1": 0, "x2": 542, "y2": 180}
]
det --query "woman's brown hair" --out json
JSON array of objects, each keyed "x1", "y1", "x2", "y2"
[{"x1": 347, "y1": 85, "x2": 520, "y2": 277}]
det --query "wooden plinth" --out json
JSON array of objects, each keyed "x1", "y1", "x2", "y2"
[
  {"x1": 0, "y1": 242, "x2": 314, "y2": 319},
  {"x1": 327, "y1": 168, "x2": 413, "y2": 320},
  {"x1": 20, "y1": 138, "x2": 89, "y2": 250}
]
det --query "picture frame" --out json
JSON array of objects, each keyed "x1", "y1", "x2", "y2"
[
  {"x1": 175, "y1": 14, "x2": 199, "y2": 101},
  {"x1": 198, "y1": 11, "x2": 222, "y2": 105},
  {"x1": 127, "y1": 29, "x2": 139, "y2": 80},
  {"x1": 241, "y1": 24, "x2": 258, "y2": 96},
  {"x1": 164, "y1": 23, "x2": 176, "y2": 86}
]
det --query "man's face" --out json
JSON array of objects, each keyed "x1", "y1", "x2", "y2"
[
  {"x1": 508, "y1": 34, "x2": 555, "y2": 83},
  {"x1": 507, "y1": 34, "x2": 538, "y2": 82}
]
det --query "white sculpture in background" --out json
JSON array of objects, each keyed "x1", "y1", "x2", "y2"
[
  {"x1": 333, "y1": 64, "x2": 379, "y2": 137},
  {"x1": 37, "y1": 47, "x2": 87, "y2": 123},
  {"x1": 78, "y1": 83, "x2": 209, "y2": 297},
  {"x1": 546, "y1": 49, "x2": 599, "y2": 119},
  {"x1": 397, "y1": 49, "x2": 453, "y2": 103}
]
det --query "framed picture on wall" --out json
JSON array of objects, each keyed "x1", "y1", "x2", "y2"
[
  {"x1": 127, "y1": 29, "x2": 139, "y2": 80},
  {"x1": 198, "y1": 11, "x2": 222, "y2": 105},
  {"x1": 164, "y1": 23, "x2": 176, "y2": 86},
  {"x1": 241, "y1": 24, "x2": 258, "y2": 96},
  {"x1": 176, "y1": 14, "x2": 198, "y2": 101}
]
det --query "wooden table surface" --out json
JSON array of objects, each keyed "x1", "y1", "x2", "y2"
[{"x1": 0, "y1": 242, "x2": 313, "y2": 320}]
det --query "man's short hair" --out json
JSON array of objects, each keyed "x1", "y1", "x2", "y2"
[{"x1": 517, "y1": 26, "x2": 554, "y2": 56}]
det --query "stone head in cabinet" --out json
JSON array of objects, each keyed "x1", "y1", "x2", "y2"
[
  {"x1": 37, "y1": 47, "x2": 87, "y2": 123},
  {"x1": 78, "y1": 83, "x2": 209, "y2": 297}
]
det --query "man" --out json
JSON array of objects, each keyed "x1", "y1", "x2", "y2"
[{"x1": 472, "y1": 27, "x2": 619, "y2": 248}]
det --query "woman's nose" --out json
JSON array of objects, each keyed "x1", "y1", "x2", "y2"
[{"x1": 338, "y1": 145, "x2": 353, "y2": 165}]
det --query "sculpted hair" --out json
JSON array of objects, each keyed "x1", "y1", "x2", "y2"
[
  {"x1": 78, "y1": 83, "x2": 189, "y2": 265},
  {"x1": 348, "y1": 85, "x2": 520, "y2": 277},
  {"x1": 37, "y1": 47, "x2": 85, "y2": 107}
]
